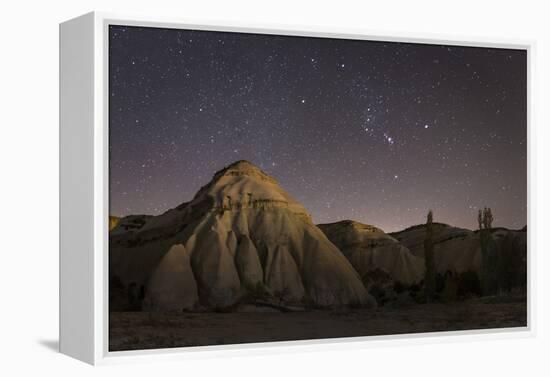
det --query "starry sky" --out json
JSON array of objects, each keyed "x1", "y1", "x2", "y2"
[{"x1": 109, "y1": 25, "x2": 527, "y2": 232}]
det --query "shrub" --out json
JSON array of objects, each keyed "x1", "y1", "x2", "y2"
[{"x1": 457, "y1": 271, "x2": 482, "y2": 298}]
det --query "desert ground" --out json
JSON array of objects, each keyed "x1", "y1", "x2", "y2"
[{"x1": 109, "y1": 294, "x2": 526, "y2": 351}]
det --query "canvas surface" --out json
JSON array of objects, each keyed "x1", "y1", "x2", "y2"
[{"x1": 108, "y1": 25, "x2": 527, "y2": 351}]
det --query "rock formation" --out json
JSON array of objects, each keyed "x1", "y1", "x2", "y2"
[
  {"x1": 318, "y1": 220, "x2": 424, "y2": 286},
  {"x1": 109, "y1": 216, "x2": 120, "y2": 231},
  {"x1": 110, "y1": 160, "x2": 376, "y2": 311},
  {"x1": 391, "y1": 223, "x2": 526, "y2": 275}
]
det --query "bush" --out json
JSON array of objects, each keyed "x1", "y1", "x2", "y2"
[
  {"x1": 441, "y1": 273, "x2": 458, "y2": 302},
  {"x1": 369, "y1": 283, "x2": 388, "y2": 305},
  {"x1": 457, "y1": 271, "x2": 482, "y2": 298},
  {"x1": 127, "y1": 282, "x2": 143, "y2": 311}
]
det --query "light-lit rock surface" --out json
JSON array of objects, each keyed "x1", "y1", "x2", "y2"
[{"x1": 110, "y1": 160, "x2": 375, "y2": 310}]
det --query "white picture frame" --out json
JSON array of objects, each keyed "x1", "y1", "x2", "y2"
[{"x1": 59, "y1": 11, "x2": 535, "y2": 365}]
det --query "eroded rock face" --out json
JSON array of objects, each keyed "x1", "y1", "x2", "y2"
[
  {"x1": 390, "y1": 223, "x2": 472, "y2": 258},
  {"x1": 318, "y1": 220, "x2": 424, "y2": 286},
  {"x1": 143, "y1": 244, "x2": 199, "y2": 312},
  {"x1": 234, "y1": 235, "x2": 263, "y2": 289},
  {"x1": 188, "y1": 220, "x2": 242, "y2": 308},
  {"x1": 109, "y1": 216, "x2": 120, "y2": 231},
  {"x1": 110, "y1": 214, "x2": 153, "y2": 235},
  {"x1": 264, "y1": 244, "x2": 305, "y2": 302},
  {"x1": 392, "y1": 223, "x2": 527, "y2": 276},
  {"x1": 110, "y1": 160, "x2": 375, "y2": 311}
]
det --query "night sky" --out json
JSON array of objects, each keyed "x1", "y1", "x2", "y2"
[{"x1": 109, "y1": 25, "x2": 527, "y2": 232}]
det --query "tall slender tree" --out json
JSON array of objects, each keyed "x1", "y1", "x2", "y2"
[
  {"x1": 497, "y1": 232, "x2": 516, "y2": 293},
  {"x1": 479, "y1": 207, "x2": 496, "y2": 295},
  {"x1": 477, "y1": 209, "x2": 483, "y2": 230},
  {"x1": 424, "y1": 210, "x2": 436, "y2": 302}
]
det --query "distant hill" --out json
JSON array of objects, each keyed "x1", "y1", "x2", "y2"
[
  {"x1": 390, "y1": 222, "x2": 472, "y2": 258},
  {"x1": 390, "y1": 222, "x2": 526, "y2": 275},
  {"x1": 109, "y1": 216, "x2": 120, "y2": 231},
  {"x1": 318, "y1": 220, "x2": 424, "y2": 285}
]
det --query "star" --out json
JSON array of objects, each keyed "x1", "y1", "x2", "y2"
[{"x1": 108, "y1": 24, "x2": 526, "y2": 232}]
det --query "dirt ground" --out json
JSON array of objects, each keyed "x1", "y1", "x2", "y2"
[{"x1": 109, "y1": 296, "x2": 527, "y2": 351}]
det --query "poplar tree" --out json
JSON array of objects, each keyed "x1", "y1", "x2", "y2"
[
  {"x1": 479, "y1": 207, "x2": 496, "y2": 295},
  {"x1": 424, "y1": 210, "x2": 436, "y2": 302}
]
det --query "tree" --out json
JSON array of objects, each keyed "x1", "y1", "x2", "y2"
[
  {"x1": 479, "y1": 207, "x2": 497, "y2": 295},
  {"x1": 424, "y1": 210, "x2": 436, "y2": 302},
  {"x1": 497, "y1": 232, "x2": 525, "y2": 293},
  {"x1": 477, "y1": 209, "x2": 483, "y2": 230},
  {"x1": 456, "y1": 270, "x2": 482, "y2": 298},
  {"x1": 441, "y1": 271, "x2": 458, "y2": 302},
  {"x1": 483, "y1": 207, "x2": 493, "y2": 229}
]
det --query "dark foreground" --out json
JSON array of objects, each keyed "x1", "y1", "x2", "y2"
[{"x1": 109, "y1": 296, "x2": 526, "y2": 351}]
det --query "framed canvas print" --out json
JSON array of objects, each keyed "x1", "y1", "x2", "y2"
[{"x1": 59, "y1": 12, "x2": 532, "y2": 365}]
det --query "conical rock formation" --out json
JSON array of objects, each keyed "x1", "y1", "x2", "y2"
[
  {"x1": 143, "y1": 244, "x2": 199, "y2": 311},
  {"x1": 110, "y1": 160, "x2": 375, "y2": 311}
]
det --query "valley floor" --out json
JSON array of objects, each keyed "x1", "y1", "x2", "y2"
[{"x1": 109, "y1": 295, "x2": 526, "y2": 352}]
